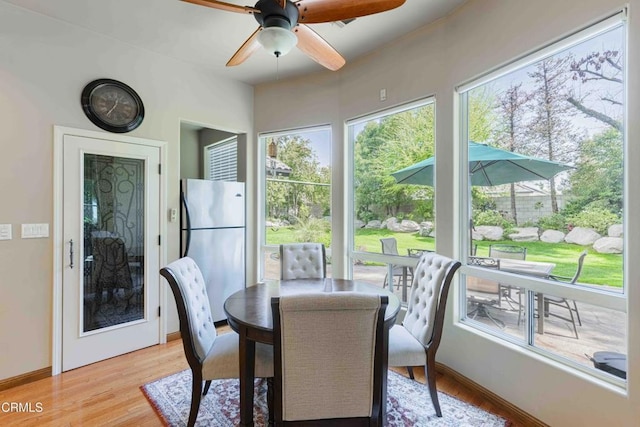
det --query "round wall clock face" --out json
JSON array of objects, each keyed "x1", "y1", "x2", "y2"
[{"x1": 81, "y1": 79, "x2": 145, "y2": 133}]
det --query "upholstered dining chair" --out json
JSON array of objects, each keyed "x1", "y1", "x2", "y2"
[
  {"x1": 271, "y1": 292, "x2": 388, "y2": 426},
  {"x1": 280, "y1": 242, "x2": 326, "y2": 280},
  {"x1": 160, "y1": 257, "x2": 274, "y2": 427},
  {"x1": 388, "y1": 252, "x2": 461, "y2": 417},
  {"x1": 91, "y1": 236, "x2": 134, "y2": 305}
]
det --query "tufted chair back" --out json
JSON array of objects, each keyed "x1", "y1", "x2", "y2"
[
  {"x1": 160, "y1": 257, "x2": 217, "y2": 363},
  {"x1": 280, "y1": 243, "x2": 327, "y2": 280},
  {"x1": 271, "y1": 292, "x2": 388, "y2": 424},
  {"x1": 402, "y1": 252, "x2": 461, "y2": 348}
]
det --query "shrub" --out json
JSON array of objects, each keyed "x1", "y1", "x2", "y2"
[
  {"x1": 293, "y1": 217, "x2": 331, "y2": 246},
  {"x1": 537, "y1": 213, "x2": 567, "y2": 231},
  {"x1": 473, "y1": 210, "x2": 514, "y2": 230},
  {"x1": 568, "y1": 206, "x2": 619, "y2": 235}
]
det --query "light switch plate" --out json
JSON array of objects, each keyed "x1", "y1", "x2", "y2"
[
  {"x1": 22, "y1": 223, "x2": 49, "y2": 238},
  {"x1": 0, "y1": 224, "x2": 11, "y2": 240}
]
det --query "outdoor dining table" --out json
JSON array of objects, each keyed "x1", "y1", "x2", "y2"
[
  {"x1": 223, "y1": 278, "x2": 401, "y2": 427},
  {"x1": 498, "y1": 258, "x2": 556, "y2": 333}
]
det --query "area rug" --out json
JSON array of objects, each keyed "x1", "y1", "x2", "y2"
[{"x1": 141, "y1": 369, "x2": 509, "y2": 426}]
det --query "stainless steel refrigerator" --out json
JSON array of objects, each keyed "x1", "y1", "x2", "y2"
[{"x1": 180, "y1": 179, "x2": 245, "y2": 322}]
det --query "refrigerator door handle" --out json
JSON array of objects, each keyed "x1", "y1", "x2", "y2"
[{"x1": 180, "y1": 190, "x2": 192, "y2": 258}]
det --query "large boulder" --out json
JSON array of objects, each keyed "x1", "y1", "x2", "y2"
[
  {"x1": 474, "y1": 226, "x2": 503, "y2": 241},
  {"x1": 608, "y1": 224, "x2": 623, "y2": 237},
  {"x1": 593, "y1": 237, "x2": 623, "y2": 254},
  {"x1": 419, "y1": 221, "x2": 434, "y2": 237},
  {"x1": 387, "y1": 219, "x2": 420, "y2": 233},
  {"x1": 354, "y1": 219, "x2": 365, "y2": 229},
  {"x1": 509, "y1": 227, "x2": 539, "y2": 242},
  {"x1": 381, "y1": 217, "x2": 395, "y2": 230},
  {"x1": 365, "y1": 220, "x2": 382, "y2": 229},
  {"x1": 540, "y1": 229, "x2": 565, "y2": 243},
  {"x1": 565, "y1": 227, "x2": 601, "y2": 245}
]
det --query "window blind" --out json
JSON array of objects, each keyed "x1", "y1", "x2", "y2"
[{"x1": 205, "y1": 137, "x2": 237, "y2": 182}]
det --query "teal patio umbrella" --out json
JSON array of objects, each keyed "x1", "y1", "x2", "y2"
[
  {"x1": 391, "y1": 141, "x2": 573, "y2": 186},
  {"x1": 391, "y1": 141, "x2": 573, "y2": 254}
]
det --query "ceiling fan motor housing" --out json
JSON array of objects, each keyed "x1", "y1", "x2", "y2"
[{"x1": 254, "y1": 0, "x2": 299, "y2": 30}]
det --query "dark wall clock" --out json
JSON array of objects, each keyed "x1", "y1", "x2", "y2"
[{"x1": 81, "y1": 79, "x2": 144, "y2": 133}]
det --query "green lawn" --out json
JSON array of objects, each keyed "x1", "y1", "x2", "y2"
[{"x1": 266, "y1": 228, "x2": 623, "y2": 288}]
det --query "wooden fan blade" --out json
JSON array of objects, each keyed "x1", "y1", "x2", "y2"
[
  {"x1": 297, "y1": 0, "x2": 406, "y2": 24},
  {"x1": 181, "y1": 0, "x2": 259, "y2": 14},
  {"x1": 294, "y1": 24, "x2": 345, "y2": 71},
  {"x1": 227, "y1": 27, "x2": 262, "y2": 66}
]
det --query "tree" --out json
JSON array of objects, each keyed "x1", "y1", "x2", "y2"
[
  {"x1": 527, "y1": 56, "x2": 581, "y2": 213},
  {"x1": 267, "y1": 134, "x2": 330, "y2": 222},
  {"x1": 493, "y1": 83, "x2": 532, "y2": 224},
  {"x1": 468, "y1": 86, "x2": 497, "y2": 143},
  {"x1": 569, "y1": 49, "x2": 623, "y2": 132},
  {"x1": 353, "y1": 104, "x2": 435, "y2": 221},
  {"x1": 567, "y1": 128, "x2": 623, "y2": 216}
]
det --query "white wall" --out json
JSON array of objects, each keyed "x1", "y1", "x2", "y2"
[
  {"x1": 253, "y1": 0, "x2": 639, "y2": 424},
  {"x1": 0, "y1": 1, "x2": 254, "y2": 379}
]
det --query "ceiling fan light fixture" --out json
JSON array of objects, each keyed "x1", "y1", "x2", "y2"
[{"x1": 257, "y1": 26, "x2": 297, "y2": 57}]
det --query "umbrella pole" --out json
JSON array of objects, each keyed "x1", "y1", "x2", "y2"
[{"x1": 470, "y1": 219, "x2": 474, "y2": 256}]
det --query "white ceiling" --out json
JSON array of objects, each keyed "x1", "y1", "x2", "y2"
[{"x1": 6, "y1": 0, "x2": 467, "y2": 85}]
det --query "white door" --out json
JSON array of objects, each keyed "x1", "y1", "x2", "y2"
[{"x1": 62, "y1": 134, "x2": 161, "y2": 371}]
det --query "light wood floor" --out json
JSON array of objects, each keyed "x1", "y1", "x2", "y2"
[{"x1": 0, "y1": 332, "x2": 526, "y2": 426}]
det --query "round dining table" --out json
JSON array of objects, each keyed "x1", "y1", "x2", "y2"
[{"x1": 224, "y1": 278, "x2": 401, "y2": 427}]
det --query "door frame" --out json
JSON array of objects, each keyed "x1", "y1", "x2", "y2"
[{"x1": 52, "y1": 126, "x2": 168, "y2": 375}]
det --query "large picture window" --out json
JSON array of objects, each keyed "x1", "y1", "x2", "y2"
[
  {"x1": 458, "y1": 13, "x2": 626, "y2": 383},
  {"x1": 347, "y1": 99, "x2": 436, "y2": 304},
  {"x1": 259, "y1": 126, "x2": 332, "y2": 280}
]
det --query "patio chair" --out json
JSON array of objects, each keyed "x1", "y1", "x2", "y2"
[
  {"x1": 466, "y1": 257, "x2": 505, "y2": 328},
  {"x1": 489, "y1": 244, "x2": 526, "y2": 310},
  {"x1": 380, "y1": 237, "x2": 411, "y2": 289},
  {"x1": 488, "y1": 244, "x2": 527, "y2": 260},
  {"x1": 543, "y1": 250, "x2": 588, "y2": 339}
]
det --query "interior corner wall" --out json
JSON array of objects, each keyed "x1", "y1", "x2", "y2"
[
  {"x1": 180, "y1": 127, "x2": 201, "y2": 179},
  {"x1": 253, "y1": 0, "x2": 640, "y2": 424},
  {"x1": 0, "y1": 2, "x2": 254, "y2": 380}
]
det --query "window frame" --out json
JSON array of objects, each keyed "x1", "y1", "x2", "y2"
[
  {"x1": 455, "y1": 10, "x2": 628, "y2": 387},
  {"x1": 346, "y1": 97, "x2": 436, "y2": 276},
  {"x1": 257, "y1": 125, "x2": 333, "y2": 281}
]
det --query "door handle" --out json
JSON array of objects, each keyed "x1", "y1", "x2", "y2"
[{"x1": 69, "y1": 239, "x2": 74, "y2": 269}]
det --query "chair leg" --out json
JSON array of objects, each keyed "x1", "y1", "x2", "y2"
[
  {"x1": 267, "y1": 377, "x2": 274, "y2": 425},
  {"x1": 517, "y1": 291, "x2": 523, "y2": 327},
  {"x1": 203, "y1": 380, "x2": 212, "y2": 396},
  {"x1": 406, "y1": 366, "x2": 415, "y2": 380},
  {"x1": 188, "y1": 370, "x2": 203, "y2": 427},
  {"x1": 573, "y1": 300, "x2": 582, "y2": 326},
  {"x1": 425, "y1": 351, "x2": 441, "y2": 417},
  {"x1": 565, "y1": 300, "x2": 579, "y2": 339}
]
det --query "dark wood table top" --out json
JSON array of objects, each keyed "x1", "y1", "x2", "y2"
[{"x1": 224, "y1": 278, "x2": 401, "y2": 342}]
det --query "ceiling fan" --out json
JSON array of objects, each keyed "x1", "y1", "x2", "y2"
[{"x1": 182, "y1": 0, "x2": 406, "y2": 71}]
